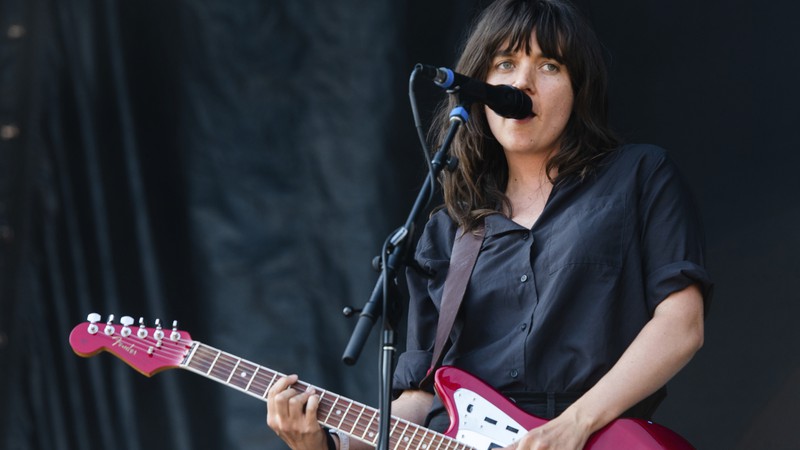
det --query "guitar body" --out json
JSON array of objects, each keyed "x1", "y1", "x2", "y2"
[
  {"x1": 435, "y1": 366, "x2": 695, "y2": 450},
  {"x1": 68, "y1": 315, "x2": 696, "y2": 450}
]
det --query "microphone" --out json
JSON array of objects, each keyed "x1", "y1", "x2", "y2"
[{"x1": 415, "y1": 63, "x2": 533, "y2": 120}]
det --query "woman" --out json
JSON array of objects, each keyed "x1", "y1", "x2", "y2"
[{"x1": 267, "y1": 1, "x2": 711, "y2": 449}]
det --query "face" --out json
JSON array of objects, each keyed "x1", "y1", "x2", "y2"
[{"x1": 484, "y1": 34, "x2": 574, "y2": 158}]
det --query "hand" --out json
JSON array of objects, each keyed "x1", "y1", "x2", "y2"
[
  {"x1": 503, "y1": 411, "x2": 591, "y2": 450},
  {"x1": 266, "y1": 374, "x2": 329, "y2": 450}
]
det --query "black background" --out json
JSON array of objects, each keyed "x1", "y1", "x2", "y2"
[{"x1": 1, "y1": 0, "x2": 798, "y2": 449}]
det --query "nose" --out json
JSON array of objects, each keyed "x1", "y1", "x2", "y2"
[
  {"x1": 511, "y1": 69, "x2": 534, "y2": 94},
  {"x1": 512, "y1": 78, "x2": 532, "y2": 93}
]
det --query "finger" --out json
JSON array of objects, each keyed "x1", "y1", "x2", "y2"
[
  {"x1": 268, "y1": 374, "x2": 299, "y2": 399},
  {"x1": 268, "y1": 375, "x2": 299, "y2": 420},
  {"x1": 304, "y1": 388, "x2": 321, "y2": 426},
  {"x1": 286, "y1": 385, "x2": 315, "y2": 420}
]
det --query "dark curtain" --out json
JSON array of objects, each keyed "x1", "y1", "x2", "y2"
[{"x1": 1, "y1": 0, "x2": 799, "y2": 449}]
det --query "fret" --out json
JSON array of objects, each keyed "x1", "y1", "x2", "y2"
[
  {"x1": 225, "y1": 358, "x2": 242, "y2": 383},
  {"x1": 448, "y1": 434, "x2": 460, "y2": 450},
  {"x1": 388, "y1": 419, "x2": 401, "y2": 449},
  {"x1": 430, "y1": 432, "x2": 444, "y2": 450},
  {"x1": 261, "y1": 371, "x2": 278, "y2": 398},
  {"x1": 206, "y1": 349, "x2": 221, "y2": 375},
  {"x1": 230, "y1": 360, "x2": 258, "y2": 391},
  {"x1": 423, "y1": 428, "x2": 440, "y2": 450},
  {"x1": 397, "y1": 422, "x2": 417, "y2": 449},
  {"x1": 185, "y1": 348, "x2": 459, "y2": 450},
  {"x1": 244, "y1": 366, "x2": 260, "y2": 392},
  {"x1": 427, "y1": 428, "x2": 438, "y2": 450},
  {"x1": 182, "y1": 342, "x2": 200, "y2": 367},
  {"x1": 415, "y1": 428, "x2": 428, "y2": 450},
  {"x1": 349, "y1": 403, "x2": 366, "y2": 436},
  {"x1": 211, "y1": 353, "x2": 237, "y2": 382},
  {"x1": 322, "y1": 396, "x2": 339, "y2": 425},
  {"x1": 392, "y1": 421, "x2": 404, "y2": 450},
  {"x1": 405, "y1": 426, "x2": 419, "y2": 450},
  {"x1": 318, "y1": 391, "x2": 336, "y2": 426},
  {"x1": 363, "y1": 409, "x2": 378, "y2": 444},
  {"x1": 410, "y1": 424, "x2": 423, "y2": 449},
  {"x1": 335, "y1": 399, "x2": 353, "y2": 430},
  {"x1": 324, "y1": 395, "x2": 341, "y2": 426},
  {"x1": 185, "y1": 345, "x2": 212, "y2": 373},
  {"x1": 179, "y1": 345, "x2": 468, "y2": 450},
  {"x1": 317, "y1": 392, "x2": 333, "y2": 426},
  {"x1": 317, "y1": 390, "x2": 327, "y2": 406}
]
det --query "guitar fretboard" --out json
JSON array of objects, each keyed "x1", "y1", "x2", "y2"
[{"x1": 182, "y1": 342, "x2": 472, "y2": 450}]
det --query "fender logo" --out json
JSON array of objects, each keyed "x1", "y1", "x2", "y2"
[{"x1": 112, "y1": 336, "x2": 138, "y2": 355}]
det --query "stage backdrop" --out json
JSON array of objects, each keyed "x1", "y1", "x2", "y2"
[{"x1": 1, "y1": 0, "x2": 798, "y2": 449}]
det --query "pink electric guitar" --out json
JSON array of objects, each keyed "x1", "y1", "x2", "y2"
[{"x1": 69, "y1": 314, "x2": 695, "y2": 450}]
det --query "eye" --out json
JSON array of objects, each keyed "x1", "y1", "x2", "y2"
[
  {"x1": 541, "y1": 62, "x2": 560, "y2": 73},
  {"x1": 495, "y1": 60, "x2": 514, "y2": 71}
]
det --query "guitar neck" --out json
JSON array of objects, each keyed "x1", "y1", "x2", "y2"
[{"x1": 182, "y1": 342, "x2": 469, "y2": 449}]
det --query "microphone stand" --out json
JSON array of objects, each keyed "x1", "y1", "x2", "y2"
[{"x1": 342, "y1": 103, "x2": 471, "y2": 450}]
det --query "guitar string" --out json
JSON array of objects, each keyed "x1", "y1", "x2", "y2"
[
  {"x1": 81, "y1": 324, "x2": 470, "y2": 450},
  {"x1": 188, "y1": 348, "x2": 469, "y2": 449},
  {"x1": 186, "y1": 348, "x2": 409, "y2": 448},
  {"x1": 85, "y1": 331, "x2": 299, "y2": 403}
]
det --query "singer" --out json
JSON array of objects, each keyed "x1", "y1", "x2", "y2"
[{"x1": 266, "y1": 0, "x2": 711, "y2": 449}]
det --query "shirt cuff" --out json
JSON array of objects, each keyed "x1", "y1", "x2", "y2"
[
  {"x1": 392, "y1": 350, "x2": 435, "y2": 395},
  {"x1": 646, "y1": 260, "x2": 713, "y2": 315}
]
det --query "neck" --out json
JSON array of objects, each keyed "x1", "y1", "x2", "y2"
[
  {"x1": 505, "y1": 152, "x2": 552, "y2": 196},
  {"x1": 503, "y1": 152, "x2": 555, "y2": 228}
]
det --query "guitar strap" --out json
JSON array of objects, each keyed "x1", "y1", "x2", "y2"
[{"x1": 419, "y1": 223, "x2": 485, "y2": 389}]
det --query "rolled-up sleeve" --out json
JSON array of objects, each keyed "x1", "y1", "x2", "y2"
[{"x1": 638, "y1": 149, "x2": 713, "y2": 314}]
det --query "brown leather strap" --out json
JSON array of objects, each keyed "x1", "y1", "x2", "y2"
[{"x1": 420, "y1": 225, "x2": 485, "y2": 389}]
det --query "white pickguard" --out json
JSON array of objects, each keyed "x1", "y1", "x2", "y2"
[{"x1": 452, "y1": 387, "x2": 526, "y2": 449}]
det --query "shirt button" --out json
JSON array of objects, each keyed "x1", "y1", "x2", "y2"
[
  {"x1": 521, "y1": 233, "x2": 529, "y2": 240},
  {"x1": 510, "y1": 369, "x2": 519, "y2": 378},
  {"x1": 520, "y1": 323, "x2": 527, "y2": 331},
  {"x1": 520, "y1": 274, "x2": 528, "y2": 283}
]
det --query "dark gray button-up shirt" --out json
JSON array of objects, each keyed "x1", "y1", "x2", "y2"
[{"x1": 393, "y1": 144, "x2": 712, "y2": 422}]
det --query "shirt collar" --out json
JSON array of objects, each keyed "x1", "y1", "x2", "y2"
[{"x1": 484, "y1": 213, "x2": 528, "y2": 237}]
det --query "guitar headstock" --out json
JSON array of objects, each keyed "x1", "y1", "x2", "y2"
[{"x1": 69, "y1": 313, "x2": 194, "y2": 377}]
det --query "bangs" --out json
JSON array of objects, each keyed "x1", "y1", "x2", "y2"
[{"x1": 493, "y1": 1, "x2": 571, "y2": 62}]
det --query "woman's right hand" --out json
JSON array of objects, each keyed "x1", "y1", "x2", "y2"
[{"x1": 266, "y1": 374, "x2": 330, "y2": 450}]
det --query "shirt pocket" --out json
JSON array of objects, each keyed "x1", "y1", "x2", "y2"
[{"x1": 543, "y1": 195, "x2": 625, "y2": 275}]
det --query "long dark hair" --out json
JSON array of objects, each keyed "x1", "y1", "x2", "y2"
[{"x1": 433, "y1": 0, "x2": 619, "y2": 231}]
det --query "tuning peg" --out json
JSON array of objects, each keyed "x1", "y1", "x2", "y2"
[
  {"x1": 120, "y1": 316, "x2": 134, "y2": 337},
  {"x1": 137, "y1": 317, "x2": 148, "y2": 339},
  {"x1": 87, "y1": 313, "x2": 101, "y2": 335},
  {"x1": 104, "y1": 314, "x2": 116, "y2": 336},
  {"x1": 170, "y1": 320, "x2": 181, "y2": 341},
  {"x1": 153, "y1": 319, "x2": 165, "y2": 341}
]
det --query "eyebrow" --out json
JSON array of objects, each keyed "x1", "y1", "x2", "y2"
[
  {"x1": 492, "y1": 48, "x2": 554, "y2": 62},
  {"x1": 492, "y1": 48, "x2": 516, "y2": 58}
]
